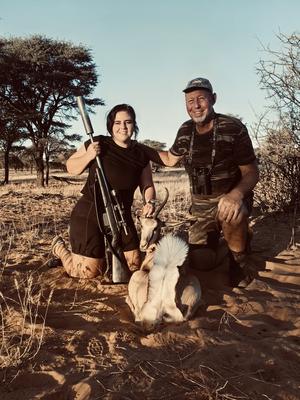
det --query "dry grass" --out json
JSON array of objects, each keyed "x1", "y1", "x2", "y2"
[
  {"x1": 0, "y1": 170, "x2": 190, "y2": 373},
  {"x1": 0, "y1": 201, "x2": 55, "y2": 371},
  {"x1": 0, "y1": 274, "x2": 53, "y2": 370},
  {"x1": 0, "y1": 170, "x2": 299, "y2": 400},
  {"x1": 0, "y1": 181, "x2": 73, "y2": 372}
]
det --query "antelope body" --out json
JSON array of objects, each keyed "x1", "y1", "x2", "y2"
[{"x1": 126, "y1": 234, "x2": 202, "y2": 331}]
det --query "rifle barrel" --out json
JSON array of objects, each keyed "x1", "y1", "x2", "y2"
[{"x1": 77, "y1": 96, "x2": 94, "y2": 135}]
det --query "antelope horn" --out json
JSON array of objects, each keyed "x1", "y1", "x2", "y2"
[
  {"x1": 153, "y1": 187, "x2": 169, "y2": 219},
  {"x1": 142, "y1": 185, "x2": 151, "y2": 205}
]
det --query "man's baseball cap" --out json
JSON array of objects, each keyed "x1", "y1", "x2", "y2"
[{"x1": 183, "y1": 77, "x2": 213, "y2": 93}]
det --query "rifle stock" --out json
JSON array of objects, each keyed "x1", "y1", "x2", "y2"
[{"x1": 76, "y1": 96, "x2": 131, "y2": 283}]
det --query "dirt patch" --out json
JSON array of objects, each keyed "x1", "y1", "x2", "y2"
[{"x1": 0, "y1": 182, "x2": 299, "y2": 400}]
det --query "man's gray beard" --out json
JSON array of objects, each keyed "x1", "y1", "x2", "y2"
[
  {"x1": 194, "y1": 109, "x2": 214, "y2": 125},
  {"x1": 193, "y1": 115, "x2": 207, "y2": 124}
]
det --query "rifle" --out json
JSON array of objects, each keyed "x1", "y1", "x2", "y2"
[{"x1": 76, "y1": 96, "x2": 131, "y2": 283}]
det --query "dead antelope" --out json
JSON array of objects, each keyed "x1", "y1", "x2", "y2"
[
  {"x1": 126, "y1": 234, "x2": 202, "y2": 331},
  {"x1": 138, "y1": 187, "x2": 169, "y2": 252}
]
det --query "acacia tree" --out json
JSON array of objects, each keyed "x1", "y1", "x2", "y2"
[
  {"x1": 18, "y1": 146, "x2": 36, "y2": 173},
  {"x1": 255, "y1": 32, "x2": 300, "y2": 211},
  {"x1": 256, "y1": 32, "x2": 300, "y2": 138},
  {"x1": 0, "y1": 35, "x2": 103, "y2": 186},
  {"x1": 44, "y1": 130, "x2": 80, "y2": 185},
  {"x1": 0, "y1": 115, "x2": 23, "y2": 184}
]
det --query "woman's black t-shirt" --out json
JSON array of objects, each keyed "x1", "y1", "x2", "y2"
[{"x1": 82, "y1": 135, "x2": 149, "y2": 216}]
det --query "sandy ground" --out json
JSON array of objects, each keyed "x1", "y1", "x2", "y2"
[{"x1": 0, "y1": 181, "x2": 299, "y2": 400}]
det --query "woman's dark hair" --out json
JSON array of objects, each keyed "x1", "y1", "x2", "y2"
[{"x1": 106, "y1": 104, "x2": 139, "y2": 139}]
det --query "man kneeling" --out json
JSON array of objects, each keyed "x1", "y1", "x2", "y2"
[{"x1": 141, "y1": 77, "x2": 259, "y2": 287}]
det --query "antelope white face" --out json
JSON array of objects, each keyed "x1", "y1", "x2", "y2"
[
  {"x1": 139, "y1": 217, "x2": 160, "y2": 251},
  {"x1": 139, "y1": 187, "x2": 169, "y2": 252}
]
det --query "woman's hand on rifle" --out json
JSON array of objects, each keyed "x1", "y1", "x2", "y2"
[
  {"x1": 66, "y1": 142, "x2": 101, "y2": 175},
  {"x1": 86, "y1": 142, "x2": 101, "y2": 161}
]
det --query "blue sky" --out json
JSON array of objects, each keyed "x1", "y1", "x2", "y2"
[{"x1": 1, "y1": 0, "x2": 299, "y2": 147}]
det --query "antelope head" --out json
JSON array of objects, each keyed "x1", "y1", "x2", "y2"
[{"x1": 138, "y1": 187, "x2": 169, "y2": 252}]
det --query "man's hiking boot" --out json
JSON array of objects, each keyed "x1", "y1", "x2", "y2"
[{"x1": 229, "y1": 251, "x2": 257, "y2": 288}]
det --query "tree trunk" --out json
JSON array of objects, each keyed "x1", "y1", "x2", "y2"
[
  {"x1": 35, "y1": 151, "x2": 45, "y2": 187},
  {"x1": 45, "y1": 156, "x2": 50, "y2": 186},
  {"x1": 3, "y1": 148, "x2": 10, "y2": 184}
]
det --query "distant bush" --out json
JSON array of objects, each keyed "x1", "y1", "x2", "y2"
[{"x1": 254, "y1": 129, "x2": 300, "y2": 212}]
